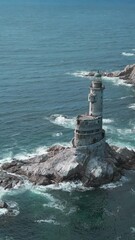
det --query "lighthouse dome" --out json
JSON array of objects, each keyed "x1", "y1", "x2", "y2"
[{"x1": 94, "y1": 72, "x2": 102, "y2": 78}]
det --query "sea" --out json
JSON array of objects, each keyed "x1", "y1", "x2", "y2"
[{"x1": 0, "y1": 0, "x2": 135, "y2": 239}]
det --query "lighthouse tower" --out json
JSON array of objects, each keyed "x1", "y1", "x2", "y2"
[
  {"x1": 73, "y1": 72, "x2": 105, "y2": 148},
  {"x1": 88, "y1": 72, "x2": 105, "y2": 117}
]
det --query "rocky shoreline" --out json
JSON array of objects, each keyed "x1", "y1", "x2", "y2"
[
  {"x1": 85, "y1": 64, "x2": 135, "y2": 85},
  {"x1": 0, "y1": 144, "x2": 135, "y2": 192}
]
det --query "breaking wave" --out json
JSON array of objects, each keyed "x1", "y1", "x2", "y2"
[
  {"x1": 103, "y1": 124, "x2": 135, "y2": 150},
  {"x1": 67, "y1": 71, "x2": 91, "y2": 78},
  {"x1": 48, "y1": 114, "x2": 76, "y2": 129},
  {"x1": 33, "y1": 181, "x2": 92, "y2": 194},
  {"x1": 0, "y1": 208, "x2": 8, "y2": 216},
  {"x1": 122, "y1": 52, "x2": 134, "y2": 56},
  {"x1": 128, "y1": 103, "x2": 135, "y2": 110},
  {"x1": 0, "y1": 181, "x2": 33, "y2": 200},
  {"x1": 103, "y1": 118, "x2": 114, "y2": 124},
  {"x1": 69, "y1": 71, "x2": 132, "y2": 87},
  {"x1": 101, "y1": 176, "x2": 129, "y2": 189},
  {"x1": 0, "y1": 193, "x2": 20, "y2": 217},
  {"x1": 0, "y1": 145, "x2": 48, "y2": 165},
  {"x1": 35, "y1": 219, "x2": 60, "y2": 225},
  {"x1": 102, "y1": 76, "x2": 132, "y2": 87},
  {"x1": 120, "y1": 95, "x2": 133, "y2": 100},
  {"x1": 52, "y1": 132, "x2": 63, "y2": 137}
]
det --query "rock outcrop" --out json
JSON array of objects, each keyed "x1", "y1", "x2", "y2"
[
  {"x1": 0, "y1": 144, "x2": 135, "y2": 189},
  {"x1": 85, "y1": 64, "x2": 135, "y2": 85},
  {"x1": 0, "y1": 200, "x2": 9, "y2": 209}
]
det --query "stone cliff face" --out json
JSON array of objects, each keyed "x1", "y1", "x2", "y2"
[
  {"x1": 0, "y1": 143, "x2": 135, "y2": 190},
  {"x1": 112, "y1": 64, "x2": 135, "y2": 84}
]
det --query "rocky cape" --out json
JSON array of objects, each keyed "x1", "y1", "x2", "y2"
[
  {"x1": 0, "y1": 143, "x2": 135, "y2": 191},
  {"x1": 85, "y1": 64, "x2": 135, "y2": 85}
]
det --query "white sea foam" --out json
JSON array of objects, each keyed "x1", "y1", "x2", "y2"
[
  {"x1": 102, "y1": 76, "x2": 132, "y2": 87},
  {"x1": 66, "y1": 206, "x2": 77, "y2": 215},
  {"x1": 35, "y1": 219, "x2": 60, "y2": 225},
  {"x1": 52, "y1": 132, "x2": 63, "y2": 137},
  {"x1": 104, "y1": 124, "x2": 135, "y2": 136},
  {"x1": 0, "y1": 208, "x2": 8, "y2": 216},
  {"x1": 103, "y1": 118, "x2": 114, "y2": 124},
  {"x1": 14, "y1": 146, "x2": 48, "y2": 161},
  {"x1": 122, "y1": 52, "x2": 134, "y2": 56},
  {"x1": 0, "y1": 152, "x2": 14, "y2": 165},
  {"x1": 43, "y1": 200, "x2": 66, "y2": 212},
  {"x1": 0, "y1": 181, "x2": 33, "y2": 201},
  {"x1": 101, "y1": 176, "x2": 129, "y2": 190},
  {"x1": 30, "y1": 182, "x2": 92, "y2": 212},
  {"x1": 0, "y1": 197, "x2": 20, "y2": 217},
  {"x1": 131, "y1": 188, "x2": 135, "y2": 195},
  {"x1": 40, "y1": 181, "x2": 93, "y2": 192},
  {"x1": 49, "y1": 114, "x2": 76, "y2": 129},
  {"x1": 69, "y1": 70, "x2": 133, "y2": 87},
  {"x1": 32, "y1": 181, "x2": 92, "y2": 196},
  {"x1": 105, "y1": 123, "x2": 135, "y2": 149},
  {"x1": 32, "y1": 182, "x2": 93, "y2": 213},
  {"x1": 107, "y1": 138, "x2": 134, "y2": 150},
  {"x1": 128, "y1": 103, "x2": 135, "y2": 110},
  {"x1": 31, "y1": 187, "x2": 55, "y2": 202},
  {"x1": 0, "y1": 145, "x2": 48, "y2": 166},
  {"x1": 118, "y1": 128, "x2": 135, "y2": 134},
  {"x1": 7, "y1": 201, "x2": 20, "y2": 217},
  {"x1": 120, "y1": 95, "x2": 132, "y2": 100},
  {"x1": 68, "y1": 71, "x2": 91, "y2": 78}
]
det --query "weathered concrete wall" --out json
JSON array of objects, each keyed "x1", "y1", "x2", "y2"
[
  {"x1": 76, "y1": 138, "x2": 105, "y2": 166},
  {"x1": 74, "y1": 115, "x2": 104, "y2": 147},
  {"x1": 74, "y1": 129, "x2": 105, "y2": 146},
  {"x1": 88, "y1": 77, "x2": 105, "y2": 117}
]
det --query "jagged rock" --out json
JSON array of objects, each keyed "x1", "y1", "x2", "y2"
[
  {"x1": 85, "y1": 64, "x2": 135, "y2": 85},
  {"x1": 116, "y1": 64, "x2": 135, "y2": 84},
  {"x1": 0, "y1": 143, "x2": 135, "y2": 189},
  {"x1": 116, "y1": 147, "x2": 135, "y2": 169},
  {"x1": 0, "y1": 171, "x2": 24, "y2": 189},
  {"x1": 0, "y1": 201, "x2": 9, "y2": 209},
  {"x1": 20, "y1": 148, "x2": 83, "y2": 184}
]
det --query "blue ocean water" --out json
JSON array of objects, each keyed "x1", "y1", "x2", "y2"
[{"x1": 0, "y1": 1, "x2": 135, "y2": 239}]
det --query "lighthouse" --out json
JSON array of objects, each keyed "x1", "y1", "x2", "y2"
[
  {"x1": 73, "y1": 72, "x2": 105, "y2": 148},
  {"x1": 88, "y1": 72, "x2": 105, "y2": 117}
]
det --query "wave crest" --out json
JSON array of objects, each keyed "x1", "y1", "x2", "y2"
[
  {"x1": 48, "y1": 114, "x2": 76, "y2": 129},
  {"x1": 129, "y1": 104, "x2": 135, "y2": 110},
  {"x1": 122, "y1": 52, "x2": 134, "y2": 56}
]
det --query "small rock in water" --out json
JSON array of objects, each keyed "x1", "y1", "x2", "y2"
[{"x1": 0, "y1": 200, "x2": 9, "y2": 209}]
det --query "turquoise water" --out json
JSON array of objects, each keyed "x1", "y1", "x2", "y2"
[{"x1": 0, "y1": 1, "x2": 135, "y2": 239}]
